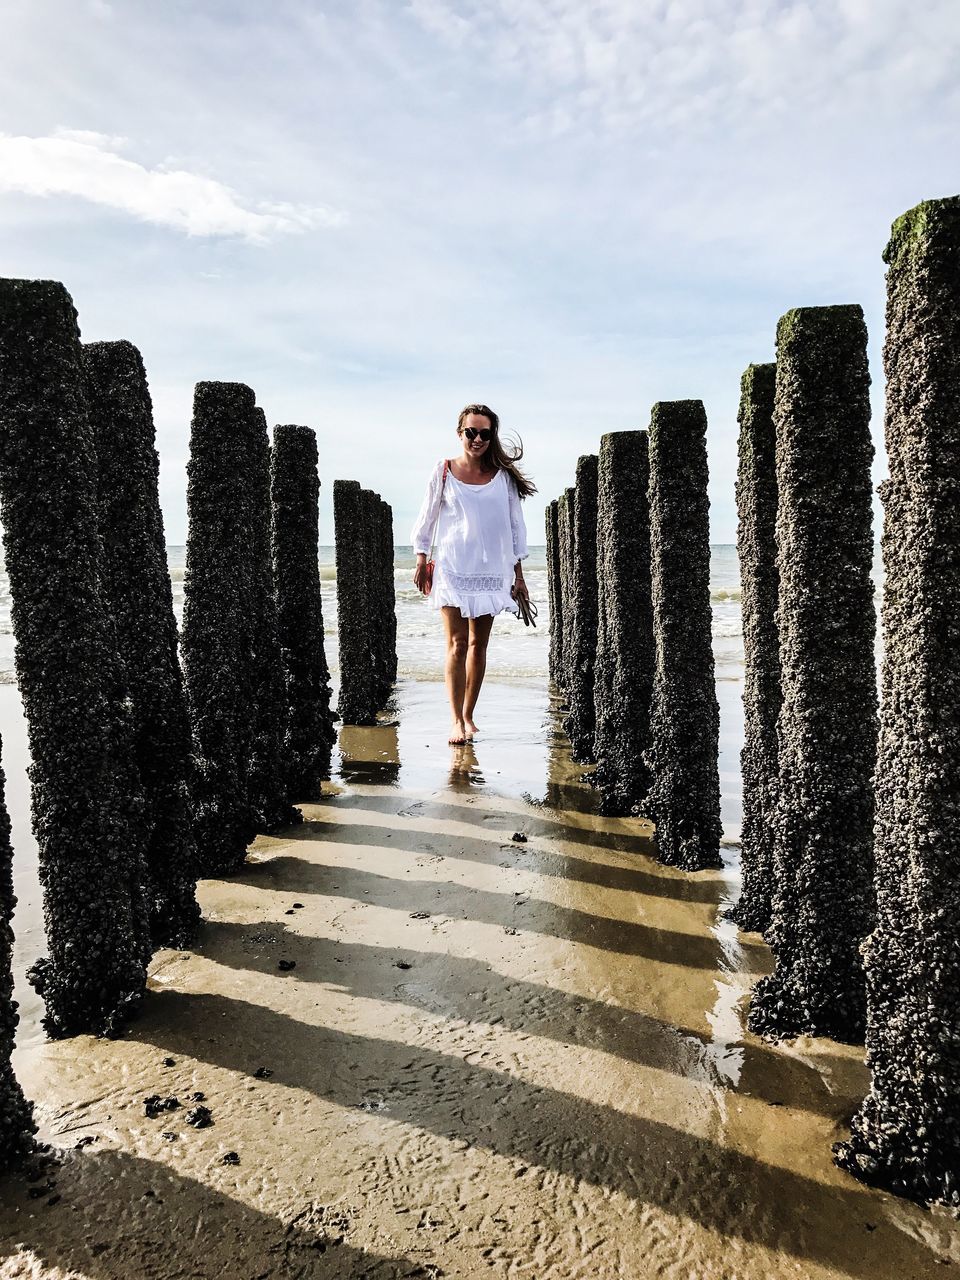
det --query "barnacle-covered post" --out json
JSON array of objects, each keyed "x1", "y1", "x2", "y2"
[
  {"x1": 270, "y1": 424, "x2": 335, "y2": 801},
  {"x1": 380, "y1": 497, "x2": 398, "y2": 689},
  {"x1": 334, "y1": 479, "x2": 376, "y2": 725},
  {"x1": 82, "y1": 340, "x2": 200, "y2": 947},
  {"x1": 835, "y1": 198, "x2": 960, "y2": 1204},
  {"x1": 182, "y1": 382, "x2": 258, "y2": 875},
  {"x1": 563, "y1": 485, "x2": 578, "y2": 701},
  {"x1": 556, "y1": 490, "x2": 574, "y2": 696},
  {"x1": 731, "y1": 363, "x2": 781, "y2": 935},
  {"x1": 593, "y1": 430, "x2": 654, "y2": 814},
  {"x1": 645, "y1": 400, "x2": 722, "y2": 870},
  {"x1": 0, "y1": 278, "x2": 150, "y2": 1037},
  {"x1": 361, "y1": 488, "x2": 386, "y2": 709},
  {"x1": 546, "y1": 500, "x2": 563, "y2": 686},
  {"x1": 566, "y1": 454, "x2": 599, "y2": 762},
  {"x1": 0, "y1": 737, "x2": 36, "y2": 1168},
  {"x1": 749, "y1": 306, "x2": 876, "y2": 1042},
  {"x1": 245, "y1": 408, "x2": 301, "y2": 834}
]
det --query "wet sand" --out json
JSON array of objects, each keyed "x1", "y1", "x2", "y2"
[{"x1": 1, "y1": 678, "x2": 957, "y2": 1278}]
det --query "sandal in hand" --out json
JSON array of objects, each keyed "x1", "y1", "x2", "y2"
[{"x1": 511, "y1": 587, "x2": 538, "y2": 628}]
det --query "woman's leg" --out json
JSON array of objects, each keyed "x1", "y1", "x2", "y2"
[
  {"x1": 442, "y1": 606, "x2": 469, "y2": 744},
  {"x1": 463, "y1": 614, "x2": 495, "y2": 738}
]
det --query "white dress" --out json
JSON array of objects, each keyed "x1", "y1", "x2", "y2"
[{"x1": 411, "y1": 459, "x2": 529, "y2": 618}]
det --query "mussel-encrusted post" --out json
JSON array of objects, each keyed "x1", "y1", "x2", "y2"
[
  {"x1": 732, "y1": 363, "x2": 781, "y2": 935},
  {"x1": 835, "y1": 198, "x2": 960, "y2": 1204},
  {"x1": 82, "y1": 340, "x2": 200, "y2": 947},
  {"x1": 645, "y1": 400, "x2": 722, "y2": 870},
  {"x1": 563, "y1": 486, "x2": 577, "y2": 702},
  {"x1": 334, "y1": 479, "x2": 376, "y2": 725},
  {"x1": 566, "y1": 457, "x2": 598, "y2": 762},
  {"x1": 593, "y1": 430, "x2": 654, "y2": 815},
  {"x1": 271, "y1": 424, "x2": 335, "y2": 801},
  {"x1": 0, "y1": 737, "x2": 36, "y2": 1168},
  {"x1": 749, "y1": 306, "x2": 876, "y2": 1042},
  {"x1": 245, "y1": 408, "x2": 301, "y2": 834},
  {"x1": 366, "y1": 490, "x2": 388, "y2": 706},
  {"x1": 556, "y1": 490, "x2": 575, "y2": 696},
  {"x1": 546, "y1": 500, "x2": 562, "y2": 686},
  {"x1": 182, "y1": 382, "x2": 258, "y2": 875},
  {"x1": 380, "y1": 498, "x2": 398, "y2": 689},
  {"x1": 362, "y1": 487, "x2": 387, "y2": 710},
  {"x1": 0, "y1": 278, "x2": 150, "y2": 1037}
]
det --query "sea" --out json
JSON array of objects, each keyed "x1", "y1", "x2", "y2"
[{"x1": 0, "y1": 545, "x2": 745, "y2": 688}]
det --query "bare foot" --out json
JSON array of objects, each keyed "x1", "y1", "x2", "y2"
[
  {"x1": 449, "y1": 719, "x2": 468, "y2": 745},
  {"x1": 463, "y1": 717, "x2": 479, "y2": 739}
]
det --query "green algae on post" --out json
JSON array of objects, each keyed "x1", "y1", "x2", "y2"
[
  {"x1": 0, "y1": 278, "x2": 150, "y2": 1036},
  {"x1": 0, "y1": 736, "x2": 36, "y2": 1168},
  {"x1": 565, "y1": 455, "x2": 599, "y2": 764},
  {"x1": 749, "y1": 305, "x2": 876, "y2": 1043},
  {"x1": 835, "y1": 196, "x2": 960, "y2": 1206},
  {"x1": 731, "y1": 363, "x2": 780, "y2": 935},
  {"x1": 83, "y1": 339, "x2": 200, "y2": 948},
  {"x1": 182, "y1": 382, "x2": 260, "y2": 874},
  {"x1": 271, "y1": 424, "x2": 336, "y2": 800},
  {"x1": 592, "y1": 430, "x2": 654, "y2": 816},
  {"x1": 645, "y1": 400, "x2": 722, "y2": 871}
]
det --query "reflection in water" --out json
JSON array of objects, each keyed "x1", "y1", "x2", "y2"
[
  {"x1": 448, "y1": 742, "x2": 485, "y2": 792},
  {"x1": 337, "y1": 720, "x2": 401, "y2": 786},
  {"x1": 538, "y1": 692, "x2": 604, "y2": 815}
]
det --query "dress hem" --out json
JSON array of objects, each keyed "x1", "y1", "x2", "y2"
[{"x1": 428, "y1": 586, "x2": 517, "y2": 619}]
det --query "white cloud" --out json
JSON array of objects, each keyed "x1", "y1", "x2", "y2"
[
  {"x1": 52, "y1": 127, "x2": 128, "y2": 149},
  {"x1": 405, "y1": 0, "x2": 472, "y2": 48},
  {"x1": 0, "y1": 131, "x2": 346, "y2": 242},
  {"x1": 404, "y1": 0, "x2": 960, "y2": 140}
]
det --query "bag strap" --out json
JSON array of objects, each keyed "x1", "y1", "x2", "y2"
[{"x1": 427, "y1": 459, "x2": 449, "y2": 560}]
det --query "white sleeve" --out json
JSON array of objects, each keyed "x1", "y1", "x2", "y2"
[
  {"x1": 410, "y1": 459, "x2": 445, "y2": 554},
  {"x1": 508, "y1": 475, "x2": 529, "y2": 562}
]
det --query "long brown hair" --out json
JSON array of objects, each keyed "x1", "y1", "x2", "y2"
[{"x1": 457, "y1": 403, "x2": 537, "y2": 499}]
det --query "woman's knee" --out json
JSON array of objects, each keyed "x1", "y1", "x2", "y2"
[{"x1": 447, "y1": 634, "x2": 469, "y2": 660}]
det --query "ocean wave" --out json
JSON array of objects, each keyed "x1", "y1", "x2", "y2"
[
  {"x1": 395, "y1": 664, "x2": 545, "y2": 682},
  {"x1": 712, "y1": 618, "x2": 744, "y2": 639}
]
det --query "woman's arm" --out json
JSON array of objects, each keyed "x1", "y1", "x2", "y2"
[
  {"x1": 411, "y1": 460, "x2": 445, "y2": 594},
  {"x1": 508, "y1": 476, "x2": 529, "y2": 600},
  {"x1": 410, "y1": 459, "x2": 445, "y2": 555}
]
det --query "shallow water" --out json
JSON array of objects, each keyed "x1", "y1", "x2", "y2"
[{"x1": 0, "y1": 544, "x2": 746, "y2": 687}]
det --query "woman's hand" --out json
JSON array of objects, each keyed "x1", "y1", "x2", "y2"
[
  {"x1": 413, "y1": 553, "x2": 430, "y2": 595},
  {"x1": 511, "y1": 575, "x2": 529, "y2": 606}
]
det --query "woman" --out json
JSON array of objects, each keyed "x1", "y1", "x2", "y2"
[{"x1": 412, "y1": 403, "x2": 536, "y2": 745}]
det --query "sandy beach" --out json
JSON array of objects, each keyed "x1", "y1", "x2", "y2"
[{"x1": 1, "y1": 672, "x2": 956, "y2": 1279}]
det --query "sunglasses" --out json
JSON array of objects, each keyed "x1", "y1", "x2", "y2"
[{"x1": 463, "y1": 426, "x2": 493, "y2": 441}]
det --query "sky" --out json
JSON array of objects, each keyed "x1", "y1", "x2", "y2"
[{"x1": 1, "y1": 0, "x2": 958, "y2": 545}]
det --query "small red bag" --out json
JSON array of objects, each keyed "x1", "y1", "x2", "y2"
[{"x1": 423, "y1": 459, "x2": 449, "y2": 596}]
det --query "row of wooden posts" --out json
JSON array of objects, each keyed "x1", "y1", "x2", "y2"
[
  {"x1": 0, "y1": 279, "x2": 397, "y2": 1169},
  {"x1": 547, "y1": 403, "x2": 721, "y2": 868},
  {"x1": 546, "y1": 195, "x2": 960, "y2": 1209}
]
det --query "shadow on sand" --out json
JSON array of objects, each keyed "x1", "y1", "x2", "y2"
[{"x1": 123, "y1": 985, "x2": 928, "y2": 1280}]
